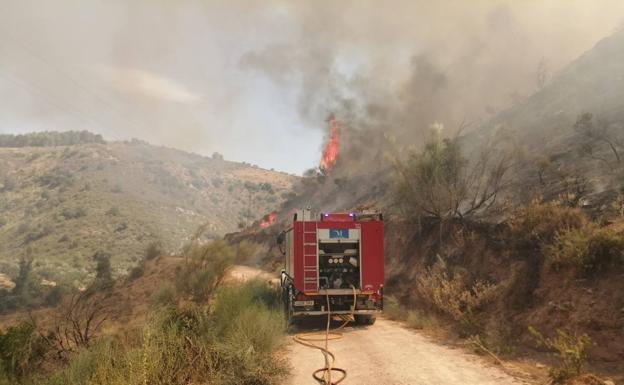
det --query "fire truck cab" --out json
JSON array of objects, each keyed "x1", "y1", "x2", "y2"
[{"x1": 278, "y1": 209, "x2": 384, "y2": 325}]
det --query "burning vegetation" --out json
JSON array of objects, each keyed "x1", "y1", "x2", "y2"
[
  {"x1": 259, "y1": 211, "x2": 278, "y2": 228},
  {"x1": 320, "y1": 115, "x2": 340, "y2": 172}
]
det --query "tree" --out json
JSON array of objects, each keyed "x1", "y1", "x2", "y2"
[
  {"x1": 41, "y1": 290, "x2": 111, "y2": 357},
  {"x1": 536, "y1": 58, "x2": 548, "y2": 90},
  {"x1": 574, "y1": 113, "x2": 622, "y2": 166},
  {"x1": 91, "y1": 251, "x2": 113, "y2": 289},
  {"x1": 12, "y1": 257, "x2": 34, "y2": 304},
  {"x1": 535, "y1": 156, "x2": 552, "y2": 186},
  {"x1": 393, "y1": 133, "x2": 509, "y2": 222}
]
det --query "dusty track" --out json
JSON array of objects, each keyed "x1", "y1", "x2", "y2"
[{"x1": 286, "y1": 318, "x2": 529, "y2": 385}]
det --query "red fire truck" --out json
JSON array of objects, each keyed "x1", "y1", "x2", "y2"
[{"x1": 278, "y1": 209, "x2": 384, "y2": 325}]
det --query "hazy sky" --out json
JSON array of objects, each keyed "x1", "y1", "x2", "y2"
[{"x1": 1, "y1": 1, "x2": 623, "y2": 174}]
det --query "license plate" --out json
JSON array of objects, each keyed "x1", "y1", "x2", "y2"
[{"x1": 294, "y1": 300, "x2": 314, "y2": 307}]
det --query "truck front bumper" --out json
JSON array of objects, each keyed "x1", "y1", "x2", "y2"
[{"x1": 292, "y1": 309, "x2": 382, "y2": 316}]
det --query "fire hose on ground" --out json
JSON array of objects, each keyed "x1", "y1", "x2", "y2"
[{"x1": 292, "y1": 286, "x2": 357, "y2": 385}]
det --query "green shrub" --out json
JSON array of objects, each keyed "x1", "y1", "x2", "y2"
[
  {"x1": 212, "y1": 280, "x2": 282, "y2": 332},
  {"x1": 150, "y1": 284, "x2": 176, "y2": 308},
  {"x1": 176, "y1": 240, "x2": 234, "y2": 302},
  {"x1": 37, "y1": 169, "x2": 74, "y2": 189},
  {"x1": 529, "y1": 327, "x2": 591, "y2": 384},
  {"x1": 144, "y1": 241, "x2": 163, "y2": 261},
  {"x1": 37, "y1": 280, "x2": 286, "y2": 385},
  {"x1": 91, "y1": 251, "x2": 113, "y2": 289},
  {"x1": 105, "y1": 207, "x2": 120, "y2": 216},
  {"x1": 44, "y1": 285, "x2": 66, "y2": 307},
  {"x1": 0, "y1": 322, "x2": 47, "y2": 380},
  {"x1": 24, "y1": 224, "x2": 53, "y2": 243},
  {"x1": 60, "y1": 207, "x2": 87, "y2": 220},
  {"x1": 405, "y1": 310, "x2": 426, "y2": 329},
  {"x1": 232, "y1": 240, "x2": 256, "y2": 264},
  {"x1": 38, "y1": 338, "x2": 125, "y2": 385},
  {"x1": 127, "y1": 263, "x2": 145, "y2": 281},
  {"x1": 383, "y1": 295, "x2": 408, "y2": 321}
]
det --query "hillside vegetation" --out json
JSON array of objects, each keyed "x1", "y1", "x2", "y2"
[
  {"x1": 0, "y1": 135, "x2": 296, "y2": 288},
  {"x1": 0, "y1": 237, "x2": 287, "y2": 385}
]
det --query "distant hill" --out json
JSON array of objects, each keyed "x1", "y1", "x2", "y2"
[{"x1": 0, "y1": 136, "x2": 297, "y2": 286}]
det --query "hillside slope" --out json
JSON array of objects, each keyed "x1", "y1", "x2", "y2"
[
  {"x1": 0, "y1": 138, "x2": 296, "y2": 285},
  {"x1": 486, "y1": 29, "x2": 624, "y2": 143}
]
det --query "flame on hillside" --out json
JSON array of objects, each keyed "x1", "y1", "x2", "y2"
[
  {"x1": 260, "y1": 212, "x2": 277, "y2": 228},
  {"x1": 320, "y1": 115, "x2": 340, "y2": 171}
]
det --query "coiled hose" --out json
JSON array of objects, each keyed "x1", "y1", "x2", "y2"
[{"x1": 293, "y1": 286, "x2": 357, "y2": 385}]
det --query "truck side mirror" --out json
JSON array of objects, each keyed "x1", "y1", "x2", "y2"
[{"x1": 276, "y1": 232, "x2": 286, "y2": 255}]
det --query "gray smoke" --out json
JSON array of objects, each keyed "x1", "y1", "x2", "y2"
[{"x1": 1, "y1": 0, "x2": 623, "y2": 173}]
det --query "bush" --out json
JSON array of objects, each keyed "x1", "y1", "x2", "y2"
[
  {"x1": 144, "y1": 241, "x2": 163, "y2": 261},
  {"x1": 529, "y1": 327, "x2": 591, "y2": 384},
  {"x1": 176, "y1": 240, "x2": 234, "y2": 302},
  {"x1": 232, "y1": 240, "x2": 256, "y2": 264},
  {"x1": 60, "y1": 207, "x2": 87, "y2": 220},
  {"x1": 44, "y1": 285, "x2": 66, "y2": 307},
  {"x1": 127, "y1": 263, "x2": 145, "y2": 281},
  {"x1": 91, "y1": 251, "x2": 113, "y2": 289},
  {"x1": 416, "y1": 257, "x2": 499, "y2": 335},
  {"x1": 37, "y1": 169, "x2": 74, "y2": 189},
  {"x1": 0, "y1": 322, "x2": 47, "y2": 380},
  {"x1": 508, "y1": 201, "x2": 588, "y2": 247},
  {"x1": 383, "y1": 295, "x2": 408, "y2": 321},
  {"x1": 105, "y1": 207, "x2": 120, "y2": 216},
  {"x1": 150, "y1": 284, "x2": 177, "y2": 308},
  {"x1": 37, "y1": 280, "x2": 286, "y2": 385},
  {"x1": 546, "y1": 223, "x2": 624, "y2": 272},
  {"x1": 23, "y1": 224, "x2": 53, "y2": 243}
]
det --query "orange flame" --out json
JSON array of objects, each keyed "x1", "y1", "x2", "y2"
[
  {"x1": 320, "y1": 115, "x2": 340, "y2": 171},
  {"x1": 260, "y1": 212, "x2": 277, "y2": 228}
]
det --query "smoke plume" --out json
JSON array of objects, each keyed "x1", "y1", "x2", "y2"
[{"x1": 1, "y1": 0, "x2": 623, "y2": 173}]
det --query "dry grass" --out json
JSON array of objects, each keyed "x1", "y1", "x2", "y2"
[
  {"x1": 507, "y1": 200, "x2": 588, "y2": 247},
  {"x1": 416, "y1": 257, "x2": 499, "y2": 335},
  {"x1": 546, "y1": 222, "x2": 624, "y2": 272},
  {"x1": 0, "y1": 280, "x2": 286, "y2": 385}
]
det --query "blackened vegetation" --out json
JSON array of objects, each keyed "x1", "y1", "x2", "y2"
[{"x1": 574, "y1": 113, "x2": 623, "y2": 168}]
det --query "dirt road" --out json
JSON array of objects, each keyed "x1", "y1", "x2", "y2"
[{"x1": 286, "y1": 318, "x2": 528, "y2": 385}]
